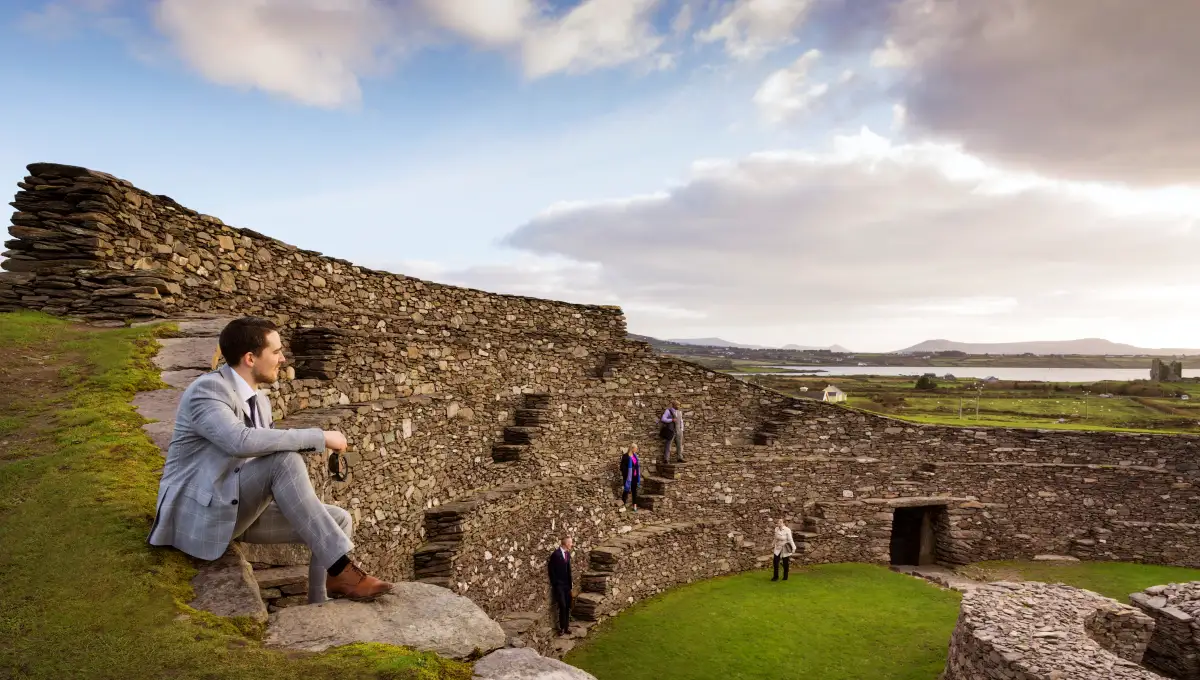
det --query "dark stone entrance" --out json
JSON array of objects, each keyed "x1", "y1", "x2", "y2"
[{"x1": 889, "y1": 505, "x2": 943, "y2": 566}]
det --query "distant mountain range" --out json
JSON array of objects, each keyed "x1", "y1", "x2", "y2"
[
  {"x1": 896, "y1": 338, "x2": 1200, "y2": 356},
  {"x1": 645, "y1": 336, "x2": 850, "y2": 352},
  {"x1": 782, "y1": 343, "x2": 852, "y2": 353},
  {"x1": 666, "y1": 337, "x2": 769, "y2": 349}
]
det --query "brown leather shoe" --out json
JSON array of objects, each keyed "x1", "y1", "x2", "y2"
[{"x1": 326, "y1": 562, "x2": 394, "y2": 602}]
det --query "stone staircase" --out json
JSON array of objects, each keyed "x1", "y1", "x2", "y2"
[
  {"x1": 492, "y1": 392, "x2": 551, "y2": 463},
  {"x1": 635, "y1": 460, "x2": 681, "y2": 512},
  {"x1": 570, "y1": 519, "x2": 752, "y2": 623},
  {"x1": 253, "y1": 564, "x2": 311, "y2": 610},
  {"x1": 753, "y1": 407, "x2": 806, "y2": 446},
  {"x1": 412, "y1": 479, "x2": 558, "y2": 588}
]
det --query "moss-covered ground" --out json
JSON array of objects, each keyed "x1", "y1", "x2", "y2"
[{"x1": 0, "y1": 311, "x2": 471, "y2": 679}]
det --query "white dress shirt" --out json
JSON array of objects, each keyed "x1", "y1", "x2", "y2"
[{"x1": 231, "y1": 370, "x2": 262, "y2": 428}]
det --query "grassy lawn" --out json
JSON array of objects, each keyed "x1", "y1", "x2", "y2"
[
  {"x1": 961, "y1": 560, "x2": 1200, "y2": 601},
  {"x1": 0, "y1": 311, "x2": 470, "y2": 680},
  {"x1": 746, "y1": 373, "x2": 1200, "y2": 434},
  {"x1": 564, "y1": 564, "x2": 961, "y2": 680}
]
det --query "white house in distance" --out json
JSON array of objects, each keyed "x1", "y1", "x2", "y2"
[{"x1": 822, "y1": 385, "x2": 847, "y2": 403}]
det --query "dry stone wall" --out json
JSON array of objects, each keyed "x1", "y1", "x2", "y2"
[
  {"x1": 1, "y1": 163, "x2": 625, "y2": 340},
  {"x1": 1130, "y1": 581, "x2": 1200, "y2": 678},
  {"x1": 943, "y1": 581, "x2": 1157, "y2": 679},
  {"x1": 6, "y1": 162, "x2": 1200, "y2": 658}
]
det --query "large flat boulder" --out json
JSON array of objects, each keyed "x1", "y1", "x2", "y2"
[
  {"x1": 263, "y1": 582, "x2": 505, "y2": 660},
  {"x1": 472, "y1": 648, "x2": 597, "y2": 680},
  {"x1": 188, "y1": 544, "x2": 267, "y2": 624}
]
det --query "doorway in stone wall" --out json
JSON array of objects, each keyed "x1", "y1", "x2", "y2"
[{"x1": 889, "y1": 504, "x2": 946, "y2": 566}]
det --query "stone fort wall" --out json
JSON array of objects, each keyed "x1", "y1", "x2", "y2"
[{"x1": 5, "y1": 162, "x2": 1200, "y2": 653}]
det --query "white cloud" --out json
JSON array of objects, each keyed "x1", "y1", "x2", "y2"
[
  {"x1": 491, "y1": 128, "x2": 1200, "y2": 348},
  {"x1": 145, "y1": 0, "x2": 671, "y2": 107},
  {"x1": 153, "y1": 0, "x2": 412, "y2": 109},
  {"x1": 696, "y1": 0, "x2": 814, "y2": 60},
  {"x1": 864, "y1": 0, "x2": 1200, "y2": 185},
  {"x1": 753, "y1": 49, "x2": 831, "y2": 124},
  {"x1": 518, "y1": 0, "x2": 666, "y2": 79}
]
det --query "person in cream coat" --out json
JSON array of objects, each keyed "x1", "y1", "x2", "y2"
[{"x1": 771, "y1": 517, "x2": 797, "y2": 581}]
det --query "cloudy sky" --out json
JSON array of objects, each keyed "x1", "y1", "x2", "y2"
[{"x1": 2, "y1": 0, "x2": 1197, "y2": 352}]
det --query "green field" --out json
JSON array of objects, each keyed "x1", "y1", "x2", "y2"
[
  {"x1": 961, "y1": 560, "x2": 1200, "y2": 601},
  {"x1": 744, "y1": 373, "x2": 1200, "y2": 434},
  {"x1": 0, "y1": 311, "x2": 469, "y2": 680},
  {"x1": 566, "y1": 560, "x2": 1200, "y2": 680},
  {"x1": 566, "y1": 564, "x2": 962, "y2": 680}
]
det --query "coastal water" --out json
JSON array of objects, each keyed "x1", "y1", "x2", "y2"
[{"x1": 762, "y1": 366, "x2": 1200, "y2": 382}]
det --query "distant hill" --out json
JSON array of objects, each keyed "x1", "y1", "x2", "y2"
[
  {"x1": 896, "y1": 338, "x2": 1200, "y2": 356},
  {"x1": 666, "y1": 337, "x2": 770, "y2": 349},
  {"x1": 783, "y1": 343, "x2": 852, "y2": 353}
]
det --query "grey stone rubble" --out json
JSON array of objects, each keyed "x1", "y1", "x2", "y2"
[
  {"x1": 943, "y1": 581, "x2": 1157, "y2": 679},
  {"x1": 1130, "y1": 581, "x2": 1200, "y2": 678},
  {"x1": 472, "y1": 648, "x2": 598, "y2": 680}
]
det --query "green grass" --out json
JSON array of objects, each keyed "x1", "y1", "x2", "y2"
[
  {"x1": 745, "y1": 372, "x2": 1200, "y2": 434},
  {"x1": 564, "y1": 564, "x2": 962, "y2": 680},
  {"x1": 961, "y1": 561, "x2": 1200, "y2": 601},
  {"x1": 0, "y1": 311, "x2": 471, "y2": 680}
]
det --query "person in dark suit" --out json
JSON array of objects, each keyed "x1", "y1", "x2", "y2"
[
  {"x1": 547, "y1": 535, "x2": 574, "y2": 635},
  {"x1": 619, "y1": 443, "x2": 642, "y2": 512}
]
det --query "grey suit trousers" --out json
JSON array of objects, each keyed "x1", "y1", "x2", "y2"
[{"x1": 232, "y1": 451, "x2": 354, "y2": 604}]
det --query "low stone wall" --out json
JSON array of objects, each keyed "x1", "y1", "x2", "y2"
[
  {"x1": 943, "y1": 581, "x2": 1156, "y2": 679},
  {"x1": 573, "y1": 519, "x2": 758, "y2": 622},
  {"x1": 1130, "y1": 581, "x2": 1200, "y2": 678},
  {"x1": 1, "y1": 163, "x2": 625, "y2": 339},
  {"x1": 1071, "y1": 522, "x2": 1200, "y2": 569}
]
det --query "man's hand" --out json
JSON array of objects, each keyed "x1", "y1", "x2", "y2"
[{"x1": 323, "y1": 430, "x2": 348, "y2": 452}]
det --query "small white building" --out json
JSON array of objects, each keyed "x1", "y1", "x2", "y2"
[
  {"x1": 822, "y1": 385, "x2": 847, "y2": 403},
  {"x1": 1183, "y1": 394, "x2": 1192, "y2": 401}
]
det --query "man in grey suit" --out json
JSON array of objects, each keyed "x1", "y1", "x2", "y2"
[{"x1": 148, "y1": 317, "x2": 393, "y2": 602}]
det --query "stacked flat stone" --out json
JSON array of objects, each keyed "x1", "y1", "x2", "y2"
[
  {"x1": 1130, "y1": 581, "x2": 1200, "y2": 678},
  {"x1": 289, "y1": 327, "x2": 354, "y2": 380},
  {"x1": 2, "y1": 163, "x2": 176, "y2": 321},
  {"x1": 572, "y1": 518, "x2": 754, "y2": 623},
  {"x1": 943, "y1": 581, "x2": 1157, "y2": 679}
]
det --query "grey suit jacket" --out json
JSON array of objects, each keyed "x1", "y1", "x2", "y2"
[{"x1": 147, "y1": 364, "x2": 325, "y2": 560}]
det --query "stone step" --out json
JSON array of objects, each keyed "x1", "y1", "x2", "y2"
[
  {"x1": 491, "y1": 443, "x2": 527, "y2": 463},
  {"x1": 523, "y1": 393, "x2": 551, "y2": 410},
  {"x1": 761, "y1": 420, "x2": 786, "y2": 432},
  {"x1": 503, "y1": 426, "x2": 540, "y2": 445},
  {"x1": 654, "y1": 462, "x2": 687, "y2": 479},
  {"x1": 638, "y1": 493, "x2": 665, "y2": 511},
  {"x1": 571, "y1": 593, "x2": 605, "y2": 621},
  {"x1": 795, "y1": 531, "x2": 819, "y2": 541},
  {"x1": 641, "y1": 475, "x2": 676, "y2": 496},
  {"x1": 412, "y1": 541, "x2": 460, "y2": 573},
  {"x1": 580, "y1": 572, "x2": 610, "y2": 594},
  {"x1": 253, "y1": 565, "x2": 308, "y2": 589},
  {"x1": 514, "y1": 408, "x2": 550, "y2": 426},
  {"x1": 753, "y1": 432, "x2": 778, "y2": 446}
]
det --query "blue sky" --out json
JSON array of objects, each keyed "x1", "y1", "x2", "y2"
[{"x1": 2, "y1": 1, "x2": 1198, "y2": 351}]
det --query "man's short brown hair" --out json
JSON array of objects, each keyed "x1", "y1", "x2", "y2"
[{"x1": 218, "y1": 317, "x2": 278, "y2": 368}]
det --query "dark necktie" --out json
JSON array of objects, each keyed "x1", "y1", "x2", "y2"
[{"x1": 245, "y1": 396, "x2": 258, "y2": 428}]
